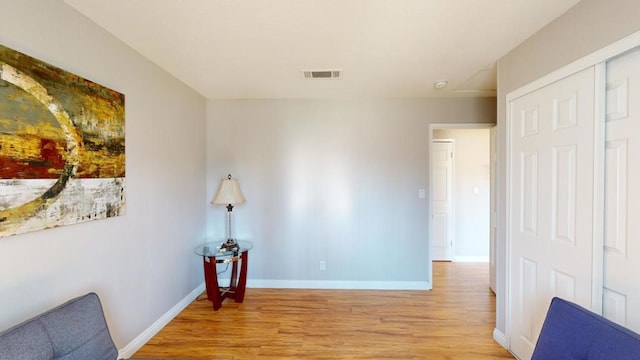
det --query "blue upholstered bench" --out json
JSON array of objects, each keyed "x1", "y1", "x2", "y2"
[
  {"x1": 532, "y1": 297, "x2": 640, "y2": 359},
  {"x1": 0, "y1": 292, "x2": 190, "y2": 360}
]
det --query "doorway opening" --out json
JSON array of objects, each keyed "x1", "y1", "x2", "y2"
[{"x1": 429, "y1": 123, "x2": 495, "y2": 289}]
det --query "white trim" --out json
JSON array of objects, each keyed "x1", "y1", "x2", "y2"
[
  {"x1": 451, "y1": 140, "x2": 457, "y2": 262},
  {"x1": 590, "y1": 62, "x2": 606, "y2": 315},
  {"x1": 430, "y1": 123, "x2": 496, "y2": 130},
  {"x1": 247, "y1": 279, "x2": 432, "y2": 290},
  {"x1": 493, "y1": 328, "x2": 509, "y2": 350},
  {"x1": 504, "y1": 93, "x2": 514, "y2": 351},
  {"x1": 454, "y1": 256, "x2": 490, "y2": 263},
  {"x1": 117, "y1": 283, "x2": 205, "y2": 359}
]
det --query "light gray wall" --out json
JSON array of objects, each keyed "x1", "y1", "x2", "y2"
[
  {"x1": 0, "y1": 0, "x2": 207, "y2": 349},
  {"x1": 433, "y1": 128, "x2": 490, "y2": 260},
  {"x1": 207, "y1": 98, "x2": 495, "y2": 286},
  {"x1": 495, "y1": 0, "x2": 640, "y2": 335}
]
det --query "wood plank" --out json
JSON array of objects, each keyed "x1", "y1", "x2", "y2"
[{"x1": 134, "y1": 262, "x2": 513, "y2": 359}]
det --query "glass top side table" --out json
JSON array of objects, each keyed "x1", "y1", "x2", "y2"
[
  {"x1": 194, "y1": 240, "x2": 253, "y2": 311},
  {"x1": 194, "y1": 240, "x2": 253, "y2": 259}
]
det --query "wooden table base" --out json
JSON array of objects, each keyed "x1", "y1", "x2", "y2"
[{"x1": 202, "y1": 250, "x2": 249, "y2": 310}]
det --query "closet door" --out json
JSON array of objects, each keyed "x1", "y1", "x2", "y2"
[
  {"x1": 509, "y1": 67, "x2": 600, "y2": 359},
  {"x1": 604, "y1": 47, "x2": 640, "y2": 334}
]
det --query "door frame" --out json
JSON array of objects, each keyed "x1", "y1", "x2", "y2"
[
  {"x1": 490, "y1": 126, "x2": 498, "y2": 293},
  {"x1": 428, "y1": 123, "x2": 495, "y2": 285}
]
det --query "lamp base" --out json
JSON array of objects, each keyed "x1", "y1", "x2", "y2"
[{"x1": 220, "y1": 238, "x2": 239, "y2": 252}]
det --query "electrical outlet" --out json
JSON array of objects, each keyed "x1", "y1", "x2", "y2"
[{"x1": 319, "y1": 260, "x2": 327, "y2": 271}]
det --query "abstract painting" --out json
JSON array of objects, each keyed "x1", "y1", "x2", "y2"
[{"x1": 0, "y1": 44, "x2": 125, "y2": 238}]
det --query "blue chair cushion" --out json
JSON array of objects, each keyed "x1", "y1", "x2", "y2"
[{"x1": 532, "y1": 297, "x2": 640, "y2": 360}]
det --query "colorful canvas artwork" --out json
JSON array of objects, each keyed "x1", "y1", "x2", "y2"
[{"x1": 0, "y1": 44, "x2": 125, "y2": 238}]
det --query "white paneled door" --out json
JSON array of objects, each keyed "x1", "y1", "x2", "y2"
[
  {"x1": 432, "y1": 140, "x2": 453, "y2": 261},
  {"x1": 603, "y1": 47, "x2": 640, "y2": 334},
  {"x1": 509, "y1": 67, "x2": 599, "y2": 359}
]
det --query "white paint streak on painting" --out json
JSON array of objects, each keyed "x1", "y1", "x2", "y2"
[{"x1": 0, "y1": 178, "x2": 125, "y2": 235}]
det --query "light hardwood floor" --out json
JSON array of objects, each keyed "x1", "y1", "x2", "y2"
[{"x1": 134, "y1": 262, "x2": 513, "y2": 359}]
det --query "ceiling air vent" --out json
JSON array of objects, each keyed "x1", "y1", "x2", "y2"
[{"x1": 301, "y1": 69, "x2": 342, "y2": 79}]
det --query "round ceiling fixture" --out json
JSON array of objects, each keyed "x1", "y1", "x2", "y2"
[{"x1": 434, "y1": 80, "x2": 448, "y2": 89}]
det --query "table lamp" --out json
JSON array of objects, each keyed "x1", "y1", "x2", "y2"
[{"x1": 212, "y1": 174, "x2": 246, "y2": 251}]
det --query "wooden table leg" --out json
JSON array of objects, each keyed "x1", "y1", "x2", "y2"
[
  {"x1": 203, "y1": 256, "x2": 222, "y2": 311},
  {"x1": 235, "y1": 250, "x2": 249, "y2": 303}
]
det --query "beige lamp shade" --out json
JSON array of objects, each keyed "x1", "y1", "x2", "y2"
[{"x1": 212, "y1": 175, "x2": 246, "y2": 205}]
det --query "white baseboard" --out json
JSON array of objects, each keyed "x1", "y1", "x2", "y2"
[
  {"x1": 247, "y1": 279, "x2": 432, "y2": 290},
  {"x1": 118, "y1": 283, "x2": 205, "y2": 359},
  {"x1": 493, "y1": 328, "x2": 508, "y2": 349},
  {"x1": 454, "y1": 256, "x2": 490, "y2": 262}
]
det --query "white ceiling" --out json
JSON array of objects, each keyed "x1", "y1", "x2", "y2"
[{"x1": 65, "y1": 0, "x2": 581, "y2": 99}]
